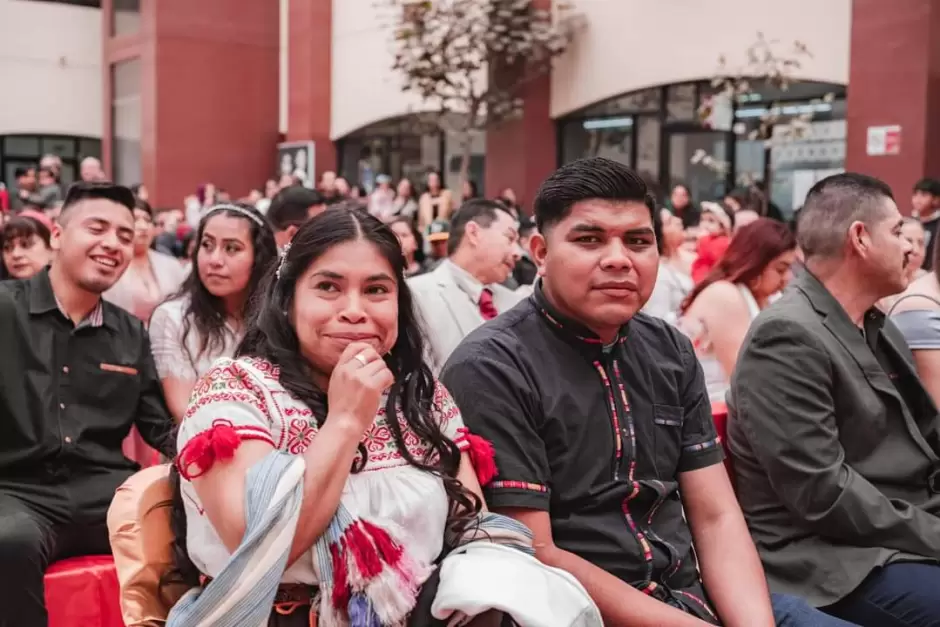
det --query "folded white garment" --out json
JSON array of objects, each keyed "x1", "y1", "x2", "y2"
[{"x1": 432, "y1": 542, "x2": 603, "y2": 627}]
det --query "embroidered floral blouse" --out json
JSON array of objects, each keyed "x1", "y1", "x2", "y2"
[{"x1": 177, "y1": 356, "x2": 471, "y2": 585}]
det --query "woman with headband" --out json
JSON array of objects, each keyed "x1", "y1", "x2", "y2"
[{"x1": 148, "y1": 202, "x2": 277, "y2": 422}]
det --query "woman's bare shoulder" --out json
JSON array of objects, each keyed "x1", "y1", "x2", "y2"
[
  {"x1": 890, "y1": 274, "x2": 940, "y2": 313},
  {"x1": 686, "y1": 280, "x2": 749, "y2": 319}
]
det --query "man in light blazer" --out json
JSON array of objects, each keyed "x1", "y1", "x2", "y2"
[
  {"x1": 409, "y1": 199, "x2": 525, "y2": 372},
  {"x1": 729, "y1": 173, "x2": 940, "y2": 626}
]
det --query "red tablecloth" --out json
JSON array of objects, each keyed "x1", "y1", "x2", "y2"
[{"x1": 45, "y1": 555, "x2": 123, "y2": 627}]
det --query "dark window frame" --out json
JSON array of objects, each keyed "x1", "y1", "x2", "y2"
[
  {"x1": 15, "y1": 0, "x2": 100, "y2": 7},
  {"x1": 1, "y1": 134, "x2": 102, "y2": 189},
  {"x1": 558, "y1": 80, "x2": 847, "y2": 206}
]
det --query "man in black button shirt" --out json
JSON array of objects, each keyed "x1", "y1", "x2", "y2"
[
  {"x1": 0, "y1": 181, "x2": 175, "y2": 625},
  {"x1": 442, "y1": 158, "x2": 849, "y2": 626}
]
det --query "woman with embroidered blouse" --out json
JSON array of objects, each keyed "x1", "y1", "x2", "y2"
[
  {"x1": 149, "y1": 203, "x2": 278, "y2": 422},
  {"x1": 159, "y1": 209, "x2": 591, "y2": 627}
]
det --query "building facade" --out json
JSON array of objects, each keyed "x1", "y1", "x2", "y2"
[
  {"x1": 0, "y1": 0, "x2": 103, "y2": 186},
  {"x1": 7, "y1": 0, "x2": 940, "y2": 212}
]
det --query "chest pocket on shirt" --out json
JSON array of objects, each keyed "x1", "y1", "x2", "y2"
[
  {"x1": 74, "y1": 363, "x2": 141, "y2": 420},
  {"x1": 652, "y1": 404, "x2": 684, "y2": 478}
]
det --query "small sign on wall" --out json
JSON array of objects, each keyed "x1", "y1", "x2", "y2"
[{"x1": 866, "y1": 125, "x2": 901, "y2": 156}]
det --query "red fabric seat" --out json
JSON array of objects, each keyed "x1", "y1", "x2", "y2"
[{"x1": 45, "y1": 555, "x2": 123, "y2": 627}]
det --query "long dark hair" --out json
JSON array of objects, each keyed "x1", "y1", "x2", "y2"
[
  {"x1": 170, "y1": 203, "x2": 277, "y2": 370},
  {"x1": 239, "y1": 208, "x2": 479, "y2": 518},
  {"x1": 163, "y1": 207, "x2": 479, "y2": 593},
  {"x1": 681, "y1": 217, "x2": 796, "y2": 313}
]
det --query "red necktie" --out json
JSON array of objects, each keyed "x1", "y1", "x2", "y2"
[{"x1": 478, "y1": 288, "x2": 498, "y2": 321}]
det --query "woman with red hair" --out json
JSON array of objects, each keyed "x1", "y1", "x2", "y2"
[{"x1": 678, "y1": 218, "x2": 797, "y2": 402}]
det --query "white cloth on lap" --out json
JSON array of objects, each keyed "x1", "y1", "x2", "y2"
[{"x1": 432, "y1": 542, "x2": 603, "y2": 627}]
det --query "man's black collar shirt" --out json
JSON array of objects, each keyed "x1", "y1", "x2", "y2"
[
  {"x1": 441, "y1": 283, "x2": 725, "y2": 623},
  {"x1": 0, "y1": 269, "x2": 174, "y2": 479}
]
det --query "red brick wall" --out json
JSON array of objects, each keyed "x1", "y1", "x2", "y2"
[
  {"x1": 845, "y1": 0, "x2": 940, "y2": 207},
  {"x1": 103, "y1": 0, "x2": 280, "y2": 208},
  {"x1": 287, "y1": 0, "x2": 335, "y2": 179},
  {"x1": 483, "y1": 0, "x2": 557, "y2": 211}
]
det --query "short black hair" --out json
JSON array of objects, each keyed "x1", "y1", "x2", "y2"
[
  {"x1": 518, "y1": 214, "x2": 537, "y2": 238},
  {"x1": 60, "y1": 181, "x2": 135, "y2": 218},
  {"x1": 134, "y1": 197, "x2": 153, "y2": 218},
  {"x1": 14, "y1": 166, "x2": 35, "y2": 179},
  {"x1": 533, "y1": 156, "x2": 660, "y2": 237},
  {"x1": 267, "y1": 186, "x2": 324, "y2": 231},
  {"x1": 447, "y1": 198, "x2": 508, "y2": 256},
  {"x1": 797, "y1": 172, "x2": 895, "y2": 260},
  {"x1": 913, "y1": 177, "x2": 940, "y2": 196}
]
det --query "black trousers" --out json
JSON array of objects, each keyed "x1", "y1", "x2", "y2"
[{"x1": 0, "y1": 466, "x2": 133, "y2": 627}]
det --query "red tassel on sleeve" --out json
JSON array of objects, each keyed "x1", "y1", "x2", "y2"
[
  {"x1": 176, "y1": 419, "x2": 242, "y2": 480},
  {"x1": 463, "y1": 432, "x2": 498, "y2": 487}
]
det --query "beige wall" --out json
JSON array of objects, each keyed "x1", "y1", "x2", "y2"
[
  {"x1": 551, "y1": 0, "x2": 851, "y2": 118},
  {"x1": 331, "y1": 0, "x2": 430, "y2": 139},
  {"x1": 0, "y1": 0, "x2": 102, "y2": 137}
]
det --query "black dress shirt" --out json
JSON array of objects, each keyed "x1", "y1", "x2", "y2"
[
  {"x1": 0, "y1": 269, "x2": 174, "y2": 479},
  {"x1": 441, "y1": 284, "x2": 724, "y2": 623}
]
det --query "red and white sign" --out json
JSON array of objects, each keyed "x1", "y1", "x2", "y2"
[{"x1": 866, "y1": 125, "x2": 901, "y2": 156}]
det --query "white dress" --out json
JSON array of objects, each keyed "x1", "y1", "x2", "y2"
[
  {"x1": 149, "y1": 296, "x2": 241, "y2": 382},
  {"x1": 177, "y1": 356, "x2": 471, "y2": 585}
]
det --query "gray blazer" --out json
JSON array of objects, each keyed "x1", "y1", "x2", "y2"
[
  {"x1": 728, "y1": 270, "x2": 940, "y2": 606},
  {"x1": 408, "y1": 261, "x2": 526, "y2": 373}
]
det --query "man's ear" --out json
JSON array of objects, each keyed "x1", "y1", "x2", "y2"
[
  {"x1": 529, "y1": 232, "x2": 548, "y2": 275},
  {"x1": 464, "y1": 220, "x2": 481, "y2": 247},
  {"x1": 50, "y1": 223, "x2": 63, "y2": 252},
  {"x1": 847, "y1": 221, "x2": 869, "y2": 257}
]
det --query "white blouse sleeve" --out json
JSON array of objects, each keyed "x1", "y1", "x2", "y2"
[
  {"x1": 433, "y1": 380, "x2": 471, "y2": 453},
  {"x1": 149, "y1": 301, "x2": 198, "y2": 381}
]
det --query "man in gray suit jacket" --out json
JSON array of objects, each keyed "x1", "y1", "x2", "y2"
[
  {"x1": 730, "y1": 172, "x2": 940, "y2": 626},
  {"x1": 409, "y1": 199, "x2": 524, "y2": 372}
]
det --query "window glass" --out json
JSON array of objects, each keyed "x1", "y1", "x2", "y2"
[
  {"x1": 41, "y1": 137, "x2": 76, "y2": 159},
  {"x1": 668, "y1": 132, "x2": 728, "y2": 201},
  {"x1": 4, "y1": 137, "x2": 41, "y2": 156},
  {"x1": 112, "y1": 0, "x2": 141, "y2": 36},
  {"x1": 666, "y1": 84, "x2": 697, "y2": 122},
  {"x1": 560, "y1": 117, "x2": 633, "y2": 167}
]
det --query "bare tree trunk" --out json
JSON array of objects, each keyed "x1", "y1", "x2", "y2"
[{"x1": 459, "y1": 130, "x2": 473, "y2": 185}]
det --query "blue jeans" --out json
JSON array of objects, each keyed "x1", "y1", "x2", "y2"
[
  {"x1": 821, "y1": 563, "x2": 940, "y2": 627},
  {"x1": 772, "y1": 594, "x2": 859, "y2": 626}
]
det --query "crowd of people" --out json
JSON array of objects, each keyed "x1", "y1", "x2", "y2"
[{"x1": 2, "y1": 155, "x2": 940, "y2": 626}]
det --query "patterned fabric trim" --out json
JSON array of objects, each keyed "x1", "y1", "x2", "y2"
[
  {"x1": 537, "y1": 305, "x2": 630, "y2": 346},
  {"x1": 488, "y1": 480, "x2": 549, "y2": 493},
  {"x1": 682, "y1": 437, "x2": 722, "y2": 454}
]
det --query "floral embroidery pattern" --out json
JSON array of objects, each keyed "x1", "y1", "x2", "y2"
[
  {"x1": 285, "y1": 418, "x2": 316, "y2": 454},
  {"x1": 182, "y1": 358, "x2": 467, "y2": 472}
]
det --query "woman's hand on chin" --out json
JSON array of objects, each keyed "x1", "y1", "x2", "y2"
[{"x1": 326, "y1": 341, "x2": 395, "y2": 434}]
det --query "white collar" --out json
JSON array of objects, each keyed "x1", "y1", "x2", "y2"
[{"x1": 444, "y1": 259, "x2": 487, "y2": 303}]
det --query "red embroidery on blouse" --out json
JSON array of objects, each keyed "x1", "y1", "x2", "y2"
[{"x1": 285, "y1": 418, "x2": 316, "y2": 454}]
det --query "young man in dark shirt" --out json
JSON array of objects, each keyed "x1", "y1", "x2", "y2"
[
  {"x1": 441, "y1": 158, "x2": 852, "y2": 626},
  {"x1": 0, "y1": 181, "x2": 175, "y2": 625}
]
